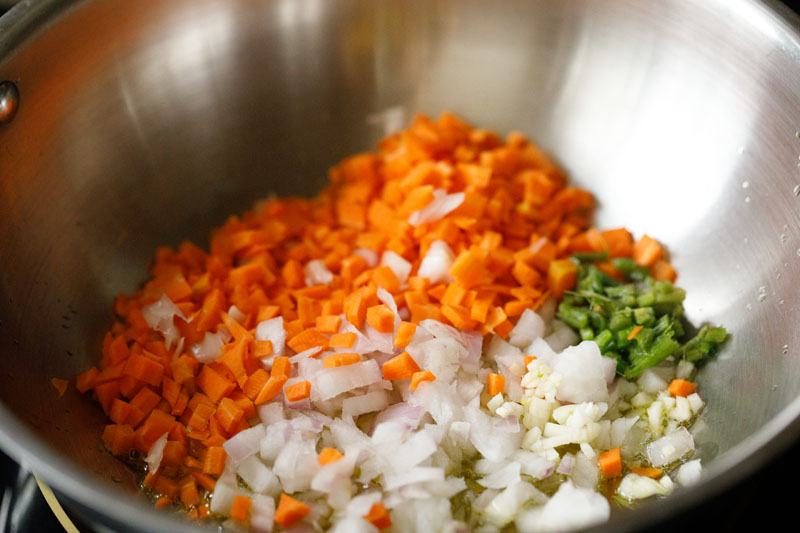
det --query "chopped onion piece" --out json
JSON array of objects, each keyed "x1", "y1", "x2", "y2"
[
  {"x1": 509, "y1": 309, "x2": 546, "y2": 348},
  {"x1": 256, "y1": 317, "x2": 286, "y2": 356},
  {"x1": 224, "y1": 424, "x2": 266, "y2": 463},
  {"x1": 676, "y1": 459, "x2": 702, "y2": 486},
  {"x1": 141, "y1": 294, "x2": 185, "y2": 348},
  {"x1": 250, "y1": 494, "x2": 275, "y2": 533},
  {"x1": 380, "y1": 250, "x2": 412, "y2": 284},
  {"x1": 304, "y1": 259, "x2": 334, "y2": 286},
  {"x1": 237, "y1": 455, "x2": 280, "y2": 495},
  {"x1": 646, "y1": 427, "x2": 695, "y2": 467},
  {"x1": 342, "y1": 390, "x2": 391, "y2": 419},
  {"x1": 478, "y1": 461, "x2": 521, "y2": 489},
  {"x1": 145, "y1": 432, "x2": 169, "y2": 474},
  {"x1": 416, "y1": 240, "x2": 455, "y2": 285},
  {"x1": 314, "y1": 360, "x2": 383, "y2": 401},
  {"x1": 515, "y1": 480, "x2": 609, "y2": 532},
  {"x1": 408, "y1": 189, "x2": 465, "y2": 226},
  {"x1": 190, "y1": 330, "x2": 226, "y2": 363},
  {"x1": 383, "y1": 466, "x2": 445, "y2": 490}
]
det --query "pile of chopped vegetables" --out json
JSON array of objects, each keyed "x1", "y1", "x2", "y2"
[{"x1": 74, "y1": 113, "x2": 726, "y2": 532}]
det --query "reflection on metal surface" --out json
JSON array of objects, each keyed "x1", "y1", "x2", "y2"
[{"x1": 0, "y1": 80, "x2": 18, "y2": 123}]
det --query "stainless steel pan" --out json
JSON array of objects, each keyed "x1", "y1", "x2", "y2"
[{"x1": 2, "y1": 0, "x2": 800, "y2": 531}]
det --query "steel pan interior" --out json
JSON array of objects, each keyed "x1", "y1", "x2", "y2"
[{"x1": 2, "y1": 0, "x2": 800, "y2": 531}]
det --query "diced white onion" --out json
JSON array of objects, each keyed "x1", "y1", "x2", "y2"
[
  {"x1": 191, "y1": 330, "x2": 227, "y2": 363},
  {"x1": 314, "y1": 360, "x2": 383, "y2": 401},
  {"x1": 416, "y1": 240, "x2": 455, "y2": 284},
  {"x1": 646, "y1": 427, "x2": 695, "y2": 467},
  {"x1": 380, "y1": 250, "x2": 412, "y2": 284},
  {"x1": 141, "y1": 294, "x2": 185, "y2": 348},
  {"x1": 145, "y1": 432, "x2": 169, "y2": 474},
  {"x1": 224, "y1": 424, "x2": 266, "y2": 463},
  {"x1": 408, "y1": 189, "x2": 465, "y2": 226},
  {"x1": 256, "y1": 317, "x2": 286, "y2": 356},
  {"x1": 304, "y1": 259, "x2": 334, "y2": 286}
]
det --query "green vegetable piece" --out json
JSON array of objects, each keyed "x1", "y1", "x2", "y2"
[
  {"x1": 611, "y1": 257, "x2": 636, "y2": 273},
  {"x1": 557, "y1": 302, "x2": 589, "y2": 329},
  {"x1": 594, "y1": 329, "x2": 615, "y2": 353},
  {"x1": 683, "y1": 325, "x2": 728, "y2": 362},
  {"x1": 634, "y1": 306, "x2": 656, "y2": 326},
  {"x1": 609, "y1": 309, "x2": 633, "y2": 331},
  {"x1": 572, "y1": 250, "x2": 610, "y2": 263}
]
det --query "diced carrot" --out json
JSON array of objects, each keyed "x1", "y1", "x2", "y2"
[
  {"x1": 373, "y1": 266, "x2": 401, "y2": 293},
  {"x1": 220, "y1": 311, "x2": 252, "y2": 343},
  {"x1": 75, "y1": 367, "x2": 100, "y2": 393},
  {"x1": 109, "y1": 399, "x2": 132, "y2": 425},
  {"x1": 394, "y1": 321, "x2": 417, "y2": 349},
  {"x1": 631, "y1": 467, "x2": 663, "y2": 479},
  {"x1": 214, "y1": 397, "x2": 244, "y2": 433},
  {"x1": 364, "y1": 502, "x2": 392, "y2": 530},
  {"x1": 139, "y1": 410, "x2": 176, "y2": 450},
  {"x1": 601, "y1": 228, "x2": 633, "y2": 257},
  {"x1": 195, "y1": 366, "x2": 236, "y2": 404},
  {"x1": 668, "y1": 378, "x2": 697, "y2": 397},
  {"x1": 161, "y1": 441, "x2": 187, "y2": 468},
  {"x1": 547, "y1": 259, "x2": 578, "y2": 299},
  {"x1": 598, "y1": 447, "x2": 622, "y2": 478},
  {"x1": 627, "y1": 325, "x2": 643, "y2": 341},
  {"x1": 343, "y1": 291, "x2": 367, "y2": 328},
  {"x1": 409, "y1": 370, "x2": 435, "y2": 390},
  {"x1": 450, "y1": 249, "x2": 488, "y2": 289},
  {"x1": 179, "y1": 477, "x2": 200, "y2": 507},
  {"x1": 243, "y1": 369, "x2": 270, "y2": 400},
  {"x1": 632, "y1": 234, "x2": 663, "y2": 267},
  {"x1": 275, "y1": 493, "x2": 311, "y2": 528},
  {"x1": 382, "y1": 352, "x2": 421, "y2": 380},
  {"x1": 511, "y1": 260, "x2": 542, "y2": 287},
  {"x1": 270, "y1": 356, "x2": 291, "y2": 379},
  {"x1": 287, "y1": 328, "x2": 329, "y2": 355},
  {"x1": 219, "y1": 337, "x2": 250, "y2": 389},
  {"x1": 230, "y1": 495, "x2": 251, "y2": 522},
  {"x1": 523, "y1": 355, "x2": 536, "y2": 367},
  {"x1": 170, "y1": 355, "x2": 196, "y2": 385},
  {"x1": 318, "y1": 447, "x2": 344, "y2": 466},
  {"x1": 123, "y1": 353, "x2": 164, "y2": 387},
  {"x1": 94, "y1": 381, "x2": 120, "y2": 415},
  {"x1": 51, "y1": 377, "x2": 68, "y2": 397},
  {"x1": 254, "y1": 375, "x2": 288, "y2": 405},
  {"x1": 366, "y1": 304, "x2": 395, "y2": 333},
  {"x1": 254, "y1": 340, "x2": 273, "y2": 357},
  {"x1": 285, "y1": 380, "x2": 312, "y2": 402},
  {"x1": 102, "y1": 424, "x2": 135, "y2": 456},
  {"x1": 487, "y1": 373, "x2": 505, "y2": 396},
  {"x1": 315, "y1": 314, "x2": 342, "y2": 334},
  {"x1": 329, "y1": 331, "x2": 357, "y2": 349},
  {"x1": 202, "y1": 446, "x2": 227, "y2": 476},
  {"x1": 191, "y1": 471, "x2": 217, "y2": 492},
  {"x1": 651, "y1": 259, "x2": 677, "y2": 282},
  {"x1": 441, "y1": 304, "x2": 476, "y2": 330},
  {"x1": 323, "y1": 352, "x2": 361, "y2": 368}
]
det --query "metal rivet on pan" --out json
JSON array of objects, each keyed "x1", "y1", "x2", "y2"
[{"x1": 0, "y1": 80, "x2": 20, "y2": 124}]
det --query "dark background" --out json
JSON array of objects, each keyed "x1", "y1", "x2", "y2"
[{"x1": 2, "y1": 0, "x2": 800, "y2": 531}]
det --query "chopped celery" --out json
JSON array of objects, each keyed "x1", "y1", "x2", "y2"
[{"x1": 556, "y1": 260, "x2": 728, "y2": 378}]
